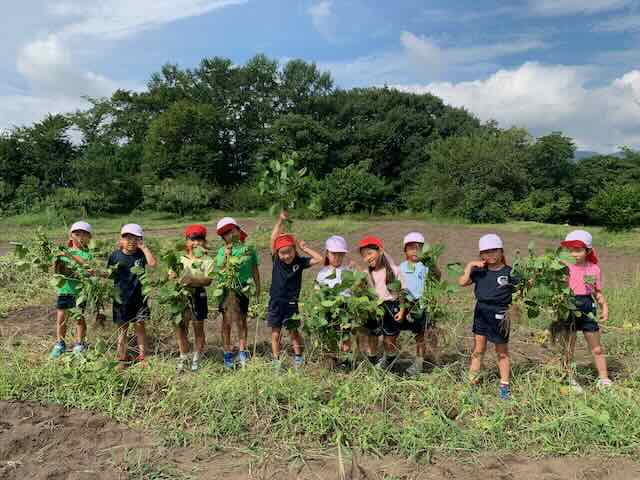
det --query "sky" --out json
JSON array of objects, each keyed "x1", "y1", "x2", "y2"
[{"x1": 2, "y1": 0, "x2": 640, "y2": 152}]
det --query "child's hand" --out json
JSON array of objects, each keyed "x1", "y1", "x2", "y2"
[
  {"x1": 347, "y1": 260, "x2": 357, "y2": 270},
  {"x1": 168, "y1": 270, "x2": 177, "y2": 280},
  {"x1": 394, "y1": 309, "x2": 405, "y2": 322},
  {"x1": 224, "y1": 244, "x2": 232, "y2": 256},
  {"x1": 467, "y1": 260, "x2": 486, "y2": 269},
  {"x1": 600, "y1": 310, "x2": 608, "y2": 323},
  {"x1": 298, "y1": 240, "x2": 308, "y2": 251},
  {"x1": 138, "y1": 239, "x2": 147, "y2": 250}
]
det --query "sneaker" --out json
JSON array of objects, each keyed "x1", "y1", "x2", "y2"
[
  {"x1": 50, "y1": 340, "x2": 66, "y2": 359},
  {"x1": 406, "y1": 359, "x2": 424, "y2": 376},
  {"x1": 191, "y1": 352, "x2": 202, "y2": 372},
  {"x1": 375, "y1": 355, "x2": 395, "y2": 370},
  {"x1": 72, "y1": 342, "x2": 86, "y2": 355},
  {"x1": 568, "y1": 377, "x2": 584, "y2": 394},
  {"x1": 293, "y1": 354, "x2": 305, "y2": 369},
  {"x1": 499, "y1": 383, "x2": 511, "y2": 400},
  {"x1": 223, "y1": 352, "x2": 235, "y2": 370},
  {"x1": 272, "y1": 359, "x2": 283, "y2": 372},
  {"x1": 177, "y1": 356, "x2": 188, "y2": 373},
  {"x1": 238, "y1": 350, "x2": 250, "y2": 368},
  {"x1": 597, "y1": 378, "x2": 613, "y2": 389}
]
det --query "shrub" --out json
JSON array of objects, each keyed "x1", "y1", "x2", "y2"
[
  {"x1": 460, "y1": 187, "x2": 510, "y2": 224},
  {"x1": 588, "y1": 183, "x2": 640, "y2": 231},
  {"x1": 316, "y1": 161, "x2": 388, "y2": 215},
  {"x1": 511, "y1": 189, "x2": 573, "y2": 223},
  {"x1": 142, "y1": 176, "x2": 221, "y2": 215},
  {"x1": 45, "y1": 188, "x2": 105, "y2": 216},
  {"x1": 219, "y1": 183, "x2": 272, "y2": 212}
]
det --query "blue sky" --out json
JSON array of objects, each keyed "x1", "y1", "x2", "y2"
[{"x1": 2, "y1": 0, "x2": 640, "y2": 151}]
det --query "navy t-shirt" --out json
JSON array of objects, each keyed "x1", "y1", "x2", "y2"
[
  {"x1": 107, "y1": 250, "x2": 147, "y2": 304},
  {"x1": 470, "y1": 265, "x2": 517, "y2": 306},
  {"x1": 269, "y1": 255, "x2": 311, "y2": 303}
]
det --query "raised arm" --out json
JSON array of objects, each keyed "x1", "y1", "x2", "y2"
[
  {"x1": 458, "y1": 260, "x2": 485, "y2": 287},
  {"x1": 139, "y1": 240, "x2": 157, "y2": 268},
  {"x1": 271, "y1": 210, "x2": 288, "y2": 255},
  {"x1": 298, "y1": 240, "x2": 324, "y2": 266}
]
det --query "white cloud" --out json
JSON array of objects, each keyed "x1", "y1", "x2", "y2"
[
  {"x1": 393, "y1": 62, "x2": 640, "y2": 152},
  {"x1": 594, "y1": 13, "x2": 640, "y2": 32},
  {"x1": 0, "y1": 94, "x2": 87, "y2": 133},
  {"x1": 308, "y1": 1, "x2": 335, "y2": 41},
  {"x1": 529, "y1": 0, "x2": 631, "y2": 15},
  {"x1": 52, "y1": 0, "x2": 248, "y2": 39}
]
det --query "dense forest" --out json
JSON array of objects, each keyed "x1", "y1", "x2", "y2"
[{"x1": 1, "y1": 54, "x2": 639, "y2": 230}]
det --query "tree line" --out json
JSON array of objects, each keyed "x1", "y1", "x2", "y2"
[{"x1": 1, "y1": 54, "x2": 639, "y2": 230}]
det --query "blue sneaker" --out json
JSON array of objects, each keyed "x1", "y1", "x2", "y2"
[
  {"x1": 72, "y1": 342, "x2": 86, "y2": 355},
  {"x1": 293, "y1": 354, "x2": 305, "y2": 369},
  {"x1": 499, "y1": 383, "x2": 511, "y2": 400},
  {"x1": 223, "y1": 352, "x2": 235, "y2": 370},
  {"x1": 50, "y1": 340, "x2": 66, "y2": 359},
  {"x1": 238, "y1": 350, "x2": 250, "y2": 368}
]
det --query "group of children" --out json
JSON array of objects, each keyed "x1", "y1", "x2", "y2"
[{"x1": 52, "y1": 214, "x2": 612, "y2": 398}]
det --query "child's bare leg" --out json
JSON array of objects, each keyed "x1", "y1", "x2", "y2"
[
  {"x1": 175, "y1": 322, "x2": 190, "y2": 355},
  {"x1": 222, "y1": 312, "x2": 233, "y2": 352},
  {"x1": 495, "y1": 343, "x2": 510, "y2": 384},
  {"x1": 192, "y1": 320, "x2": 205, "y2": 353},
  {"x1": 562, "y1": 331, "x2": 577, "y2": 374},
  {"x1": 470, "y1": 335, "x2": 487, "y2": 382},
  {"x1": 75, "y1": 318, "x2": 87, "y2": 344},
  {"x1": 367, "y1": 335, "x2": 378, "y2": 356},
  {"x1": 117, "y1": 324, "x2": 129, "y2": 359},
  {"x1": 56, "y1": 310, "x2": 67, "y2": 342},
  {"x1": 583, "y1": 331, "x2": 609, "y2": 380},
  {"x1": 271, "y1": 327, "x2": 282, "y2": 358},
  {"x1": 238, "y1": 314, "x2": 248, "y2": 352},
  {"x1": 383, "y1": 335, "x2": 398, "y2": 354},
  {"x1": 289, "y1": 329, "x2": 303, "y2": 356},
  {"x1": 415, "y1": 333, "x2": 426, "y2": 359},
  {"x1": 134, "y1": 321, "x2": 146, "y2": 358}
]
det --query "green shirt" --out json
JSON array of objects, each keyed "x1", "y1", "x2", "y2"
[
  {"x1": 57, "y1": 249, "x2": 93, "y2": 296},
  {"x1": 215, "y1": 243, "x2": 259, "y2": 285}
]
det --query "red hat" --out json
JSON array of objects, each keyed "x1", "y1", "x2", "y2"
[
  {"x1": 216, "y1": 217, "x2": 247, "y2": 242},
  {"x1": 358, "y1": 235, "x2": 384, "y2": 250},
  {"x1": 273, "y1": 234, "x2": 296, "y2": 251},
  {"x1": 561, "y1": 230, "x2": 598, "y2": 264},
  {"x1": 184, "y1": 224, "x2": 208, "y2": 239}
]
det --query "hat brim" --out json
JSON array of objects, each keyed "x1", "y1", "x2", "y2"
[{"x1": 561, "y1": 240, "x2": 588, "y2": 249}]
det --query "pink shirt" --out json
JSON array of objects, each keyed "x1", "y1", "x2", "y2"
[
  {"x1": 568, "y1": 262, "x2": 602, "y2": 296},
  {"x1": 369, "y1": 257, "x2": 404, "y2": 301}
]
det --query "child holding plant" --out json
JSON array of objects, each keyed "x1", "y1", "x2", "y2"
[
  {"x1": 215, "y1": 217, "x2": 260, "y2": 369},
  {"x1": 458, "y1": 234, "x2": 516, "y2": 400},
  {"x1": 172, "y1": 225, "x2": 214, "y2": 372},
  {"x1": 399, "y1": 232, "x2": 442, "y2": 375},
  {"x1": 107, "y1": 224, "x2": 156, "y2": 369},
  {"x1": 316, "y1": 235, "x2": 354, "y2": 355},
  {"x1": 269, "y1": 210, "x2": 323, "y2": 368},
  {"x1": 358, "y1": 235, "x2": 405, "y2": 369},
  {"x1": 50, "y1": 221, "x2": 94, "y2": 359},
  {"x1": 560, "y1": 230, "x2": 611, "y2": 390}
]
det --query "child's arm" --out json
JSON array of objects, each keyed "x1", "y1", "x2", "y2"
[
  {"x1": 139, "y1": 240, "x2": 157, "y2": 268},
  {"x1": 298, "y1": 240, "x2": 324, "y2": 266},
  {"x1": 595, "y1": 289, "x2": 609, "y2": 322},
  {"x1": 458, "y1": 260, "x2": 485, "y2": 286},
  {"x1": 252, "y1": 264, "x2": 261, "y2": 298},
  {"x1": 271, "y1": 210, "x2": 288, "y2": 255}
]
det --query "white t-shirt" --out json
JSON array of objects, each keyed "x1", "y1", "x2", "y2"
[{"x1": 316, "y1": 266, "x2": 347, "y2": 288}]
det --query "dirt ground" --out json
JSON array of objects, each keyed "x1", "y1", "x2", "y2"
[{"x1": 2, "y1": 401, "x2": 638, "y2": 480}]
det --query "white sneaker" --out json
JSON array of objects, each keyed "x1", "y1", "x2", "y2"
[
  {"x1": 406, "y1": 360, "x2": 423, "y2": 376},
  {"x1": 191, "y1": 353, "x2": 202, "y2": 372},
  {"x1": 177, "y1": 356, "x2": 188, "y2": 373},
  {"x1": 568, "y1": 377, "x2": 584, "y2": 394},
  {"x1": 597, "y1": 378, "x2": 613, "y2": 389}
]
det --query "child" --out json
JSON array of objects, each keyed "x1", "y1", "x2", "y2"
[
  {"x1": 458, "y1": 234, "x2": 516, "y2": 400},
  {"x1": 316, "y1": 235, "x2": 353, "y2": 355},
  {"x1": 358, "y1": 235, "x2": 405, "y2": 369},
  {"x1": 107, "y1": 224, "x2": 156, "y2": 369},
  {"x1": 174, "y1": 225, "x2": 214, "y2": 372},
  {"x1": 399, "y1": 232, "x2": 442, "y2": 375},
  {"x1": 50, "y1": 221, "x2": 94, "y2": 358},
  {"x1": 268, "y1": 210, "x2": 323, "y2": 368},
  {"x1": 214, "y1": 217, "x2": 260, "y2": 369},
  {"x1": 560, "y1": 230, "x2": 611, "y2": 390}
]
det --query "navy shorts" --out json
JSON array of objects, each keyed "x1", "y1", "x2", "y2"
[
  {"x1": 472, "y1": 302, "x2": 510, "y2": 344},
  {"x1": 189, "y1": 287, "x2": 208, "y2": 321},
  {"x1": 56, "y1": 294, "x2": 76, "y2": 310},
  {"x1": 570, "y1": 295, "x2": 599, "y2": 332},
  {"x1": 382, "y1": 300, "x2": 427, "y2": 337},
  {"x1": 113, "y1": 296, "x2": 149, "y2": 326},
  {"x1": 267, "y1": 299, "x2": 299, "y2": 330},
  {"x1": 218, "y1": 290, "x2": 250, "y2": 317}
]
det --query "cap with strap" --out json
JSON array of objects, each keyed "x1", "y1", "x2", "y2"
[
  {"x1": 121, "y1": 223, "x2": 143, "y2": 238},
  {"x1": 561, "y1": 230, "x2": 598, "y2": 264},
  {"x1": 216, "y1": 217, "x2": 247, "y2": 242},
  {"x1": 184, "y1": 224, "x2": 207, "y2": 239},
  {"x1": 70, "y1": 221, "x2": 92, "y2": 234},
  {"x1": 358, "y1": 235, "x2": 384, "y2": 250},
  {"x1": 274, "y1": 234, "x2": 296, "y2": 251}
]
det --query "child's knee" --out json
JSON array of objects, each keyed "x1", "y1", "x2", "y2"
[
  {"x1": 591, "y1": 345, "x2": 605, "y2": 356},
  {"x1": 415, "y1": 333, "x2": 425, "y2": 344}
]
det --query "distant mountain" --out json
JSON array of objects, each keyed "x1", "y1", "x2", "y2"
[{"x1": 573, "y1": 150, "x2": 625, "y2": 161}]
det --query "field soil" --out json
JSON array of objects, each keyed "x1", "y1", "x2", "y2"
[{"x1": 2, "y1": 401, "x2": 638, "y2": 480}]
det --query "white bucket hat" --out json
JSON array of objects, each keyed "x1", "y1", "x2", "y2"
[
  {"x1": 403, "y1": 232, "x2": 425, "y2": 248},
  {"x1": 478, "y1": 234, "x2": 503, "y2": 252},
  {"x1": 325, "y1": 235, "x2": 348, "y2": 253},
  {"x1": 70, "y1": 221, "x2": 92, "y2": 234},
  {"x1": 121, "y1": 223, "x2": 144, "y2": 238},
  {"x1": 562, "y1": 230, "x2": 593, "y2": 249},
  {"x1": 216, "y1": 217, "x2": 247, "y2": 241}
]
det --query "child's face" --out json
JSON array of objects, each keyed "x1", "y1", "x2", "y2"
[
  {"x1": 121, "y1": 234, "x2": 141, "y2": 253},
  {"x1": 187, "y1": 238, "x2": 207, "y2": 253},
  {"x1": 222, "y1": 227, "x2": 240, "y2": 244},
  {"x1": 278, "y1": 245, "x2": 296, "y2": 264},
  {"x1": 568, "y1": 246, "x2": 588, "y2": 263},
  {"x1": 361, "y1": 247, "x2": 381, "y2": 269},
  {"x1": 327, "y1": 251, "x2": 345, "y2": 268},
  {"x1": 404, "y1": 242, "x2": 422, "y2": 262},
  {"x1": 480, "y1": 248, "x2": 503, "y2": 265},
  {"x1": 71, "y1": 230, "x2": 91, "y2": 248}
]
